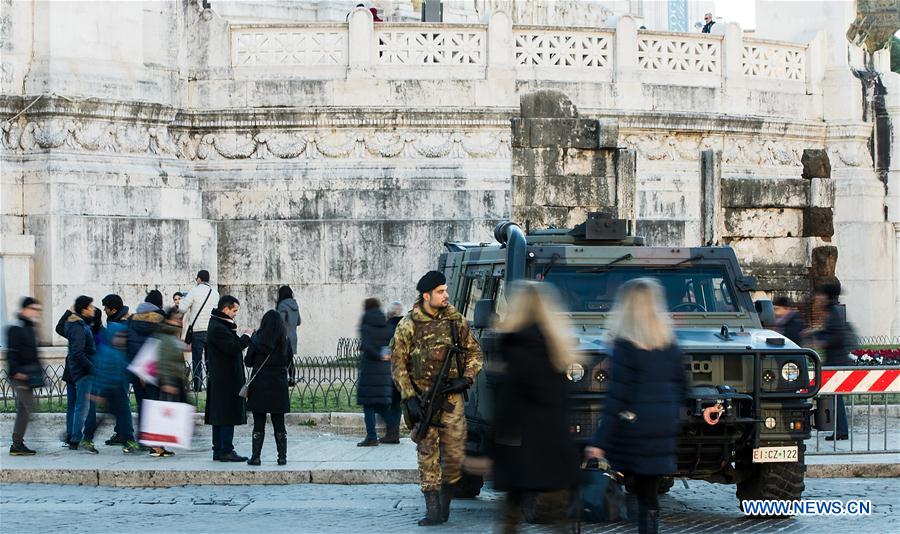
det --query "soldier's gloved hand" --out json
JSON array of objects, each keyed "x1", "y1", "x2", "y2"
[
  {"x1": 405, "y1": 397, "x2": 423, "y2": 424},
  {"x1": 443, "y1": 377, "x2": 471, "y2": 395}
]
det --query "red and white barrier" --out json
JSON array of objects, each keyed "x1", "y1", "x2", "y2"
[{"x1": 817, "y1": 369, "x2": 900, "y2": 394}]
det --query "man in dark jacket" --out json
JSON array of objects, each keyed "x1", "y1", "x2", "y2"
[
  {"x1": 98, "y1": 294, "x2": 132, "y2": 446},
  {"x1": 812, "y1": 283, "x2": 853, "y2": 440},
  {"x1": 65, "y1": 295, "x2": 98, "y2": 453},
  {"x1": 5, "y1": 297, "x2": 43, "y2": 455},
  {"x1": 356, "y1": 298, "x2": 400, "y2": 447},
  {"x1": 773, "y1": 296, "x2": 806, "y2": 345},
  {"x1": 205, "y1": 295, "x2": 252, "y2": 462},
  {"x1": 125, "y1": 291, "x2": 165, "y2": 441}
]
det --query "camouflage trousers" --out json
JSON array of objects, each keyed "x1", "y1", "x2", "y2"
[{"x1": 416, "y1": 392, "x2": 466, "y2": 492}]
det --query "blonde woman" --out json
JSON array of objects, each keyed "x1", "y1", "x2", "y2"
[
  {"x1": 585, "y1": 278, "x2": 687, "y2": 534},
  {"x1": 492, "y1": 281, "x2": 581, "y2": 532}
]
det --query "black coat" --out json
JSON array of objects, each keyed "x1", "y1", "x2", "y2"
[
  {"x1": 244, "y1": 332, "x2": 292, "y2": 414},
  {"x1": 64, "y1": 314, "x2": 96, "y2": 383},
  {"x1": 592, "y1": 339, "x2": 687, "y2": 476},
  {"x1": 204, "y1": 311, "x2": 250, "y2": 426},
  {"x1": 777, "y1": 310, "x2": 806, "y2": 346},
  {"x1": 491, "y1": 325, "x2": 579, "y2": 492},
  {"x1": 356, "y1": 308, "x2": 397, "y2": 406},
  {"x1": 816, "y1": 303, "x2": 853, "y2": 366},
  {"x1": 5, "y1": 315, "x2": 42, "y2": 387}
]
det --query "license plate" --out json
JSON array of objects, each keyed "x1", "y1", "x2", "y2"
[{"x1": 752, "y1": 446, "x2": 798, "y2": 463}]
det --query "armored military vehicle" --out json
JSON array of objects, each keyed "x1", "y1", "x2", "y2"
[{"x1": 439, "y1": 213, "x2": 822, "y2": 508}]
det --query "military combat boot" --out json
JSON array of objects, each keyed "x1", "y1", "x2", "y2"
[
  {"x1": 439, "y1": 482, "x2": 456, "y2": 523},
  {"x1": 418, "y1": 491, "x2": 442, "y2": 526},
  {"x1": 247, "y1": 432, "x2": 264, "y2": 466},
  {"x1": 274, "y1": 432, "x2": 287, "y2": 465}
]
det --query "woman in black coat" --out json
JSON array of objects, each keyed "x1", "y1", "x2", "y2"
[
  {"x1": 205, "y1": 297, "x2": 252, "y2": 462},
  {"x1": 585, "y1": 278, "x2": 687, "y2": 534},
  {"x1": 356, "y1": 298, "x2": 399, "y2": 446},
  {"x1": 244, "y1": 309, "x2": 294, "y2": 466},
  {"x1": 492, "y1": 282, "x2": 581, "y2": 532}
]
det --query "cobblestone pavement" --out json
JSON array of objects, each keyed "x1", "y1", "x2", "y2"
[{"x1": 1, "y1": 478, "x2": 894, "y2": 533}]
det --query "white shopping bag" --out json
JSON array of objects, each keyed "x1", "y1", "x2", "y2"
[
  {"x1": 127, "y1": 337, "x2": 160, "y2": 385},
  {"x1": 139, "y1": 399, "x2": 195, "y2": 449}
]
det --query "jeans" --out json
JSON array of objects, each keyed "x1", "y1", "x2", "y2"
[
  {"x1": 363, "y1": 402, "x2": 402, "y2": 440},
  {"x1": 191, "y1": 331, "x2": 207, "y2": 392},
  {"x1": 212, "y1": 425, "x2": 235, "y2": 454},
  {"x1": 71, "y1": 376, "x2": 94, "y2": 443},
  {"x1": 12, "y1": 380, "x2": 35, "y2": 444},
  {"x1": 86, "y1": 384, "x2": 135, "y2": 442},
  {"x1": 65, "y1": 382, "x2": 96, "y2": 441}
]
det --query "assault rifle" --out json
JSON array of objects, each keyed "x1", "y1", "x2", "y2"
[{"x1": 413, "y1": 323, "x2": 468, "y2": 442}]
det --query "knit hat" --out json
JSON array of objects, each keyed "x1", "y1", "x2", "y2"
[
  {"x1": 145, "y1": 289, "x2": 164, "y2": 308},
  {"x1": 416, "y1": 271, "x2": 447, "y2": 294}
]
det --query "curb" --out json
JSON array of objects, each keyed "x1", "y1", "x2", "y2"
[
  {"x1": 806, "y1": 463, "x2": 900, "y2": 478},
  {"x1": 0, "y1": 468, "x2": 421, "y2": 487}
]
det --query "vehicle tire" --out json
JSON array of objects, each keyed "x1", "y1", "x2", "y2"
[
  {"x1": 736, "y1": 461, "x2": 805, "y2": 516},
  {"x1": 454, "y1": 472, "x2": 484, "y2": 499},
  {"x1": 657, "y1": 476, "x2": 675, "y2": 495}
]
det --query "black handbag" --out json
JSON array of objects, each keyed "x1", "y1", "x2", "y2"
[
  {"x1": 184, "y1": 286, "x2": 212, "y2": 344},
  {"x1": 577, "y1": 458, "x2": 628, "y2": 524}
]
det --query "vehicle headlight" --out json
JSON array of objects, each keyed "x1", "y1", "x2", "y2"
[
  {"x1": 781, "y1": 362, "x2": 800, "y2": 382},
  {"x1": 566, "y1": 363, "x2": 585, "y2": 382}
]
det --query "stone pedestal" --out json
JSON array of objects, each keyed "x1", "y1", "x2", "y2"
[{"x1": 0, "y1": 234, "x2": 35, "y2": 343}]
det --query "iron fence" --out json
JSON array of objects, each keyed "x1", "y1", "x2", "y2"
[{"x1": 0, "y1": 356, "x2": 362, "y2": 413}]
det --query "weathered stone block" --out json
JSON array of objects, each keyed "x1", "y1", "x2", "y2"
[
  {"x1": 809, "y1": 178, "x2": 834, "y2": 208},
  {"x1": 810, "y1": 246, "x2": 838, "y2": 279},
  {"x1": 528, "y1": 118, "x2": 599, "y2": 149},
  {"x1": 512, "y1": 147, "x2": 563, "y2": 177},
  {"x1": 727, "y1": 237, "x2": 806, "y2": 267},
  {"x1": 512, "y1": 175, "x2": 613, "y2": 208},
  {"x1": 562, "y1": 148, "x2": 611, "y2": 177},
  {"x1": 722, "y1": 178, "x2": 810, "y2": 208},
  {"x1": 801, "y1": 149, "x2": 831, "y2": 179},
  {"x1": 519, "y1": 89, "x2": 579, "y2": 119},
  {"x1": 723, "y1": 208, "x2": 803, "y2": 238},
  {"x1": 803, "y1": 207, "x2": 834, "y2": 237}
]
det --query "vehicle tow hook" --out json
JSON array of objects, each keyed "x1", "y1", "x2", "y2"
[{"x1": 703, "y1": 401, "x2": 725, "y2": 425}]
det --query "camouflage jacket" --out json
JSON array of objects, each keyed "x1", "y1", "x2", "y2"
[{"x1": 390, "y1": 302, "x2": 483, "y2": 401}]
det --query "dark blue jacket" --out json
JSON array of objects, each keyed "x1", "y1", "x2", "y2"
[
  {"x1": 92, "y1": 321, "x2": 130, "y2": 392},
  {"x1": 356, "y1": 308, "x2": 397, "y2": 406},
  {"x1": 64, "y1": 314, "x2": 96, "y2": 383},
  {"x1": 592, "y1": 339, "x2": 687, "y2": 475},
  {"x1": 125, "y1": 302, "x2": 164, "y2": 363}
]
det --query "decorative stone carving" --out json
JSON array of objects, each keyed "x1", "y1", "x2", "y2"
[
  {"x1": 637, "y1": 35, "x2": 720, "y2": 74},
  {"x1": 514, "y1": 31, "x2": 611, "y2": 69},
  {"x1": 742, "y1": 41, "x2": 806, "y2": 81},
  {"x1": 376, "y1": 29, "x2": 485, "y2": 65},
  {"x1": 828, "y1": 142, "x2": 871, "y2": 168}
]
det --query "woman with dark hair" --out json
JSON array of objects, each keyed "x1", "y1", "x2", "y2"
[
  {"x1": 244, "y1": 310, "x2": 294, "y2": 466},
  {"x1": 276, "y1": 285, "x2": 301, "y2": 358},
  {"x1": 356, "y1": 298, "x2": 400, "y2": 447}
]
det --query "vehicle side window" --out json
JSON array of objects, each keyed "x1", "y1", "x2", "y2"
[
  {"x1": 493, "y1": 277, "x2": 507, "y2": 320},
  {"x1": 463, "y1": 268, "x2": 492, "y2": 321}
]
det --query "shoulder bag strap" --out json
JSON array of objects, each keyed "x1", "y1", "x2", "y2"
[{"x1": 246, "y1": 343, "x2": 273, "y2": 387}]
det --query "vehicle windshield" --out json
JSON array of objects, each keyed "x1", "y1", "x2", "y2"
[{"x1": 541, "y1": 266, "x2": 741, "y2": 313}]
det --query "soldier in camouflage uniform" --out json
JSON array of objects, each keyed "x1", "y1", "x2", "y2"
[{"x1": 391, "y1": 270, "x2": 483, "y2": 526}]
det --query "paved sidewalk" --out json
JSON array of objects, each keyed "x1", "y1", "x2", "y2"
[{"x1": 1, "y1": 414, "x2": 898, "y2": 487}]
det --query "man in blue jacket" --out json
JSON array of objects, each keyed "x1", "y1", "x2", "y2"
[{"x1": 65, "y1": 295, "x2": 98, "y2": 453}]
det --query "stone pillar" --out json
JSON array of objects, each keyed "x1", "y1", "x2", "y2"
[
  {"x1": 700, "y1": 149, "x2": 722, "y2": 246},
  {"x1": 882, "y1": 68, "x2": 900, "y2": 335},
  {"x1": 511, "y1": 90, "x2": 621, "y2": 231},
  {"x1": 721, "y1": 22, "x2": 746, "y2": 112},
  {"x1": 614, "y1": 16, "x2": 642, "y2": 110},
  {"x1": 348, "y1": 6, "x2": 375, "y2": 79},
  {"x1": 0, "y1": 235, "x2": 35, "y2": 344}
]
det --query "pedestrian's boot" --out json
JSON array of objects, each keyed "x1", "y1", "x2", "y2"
[
  {"x1": 275, "y1": 432, "x2": 287, "y2": 466},
  {"x1": 247, "y1": 432, "x2": 264, "y2": 466},
  {"x1": 637, "y1": 506, "x2": 660, "y2": 534},
  {"x1": 379, "y1": 426, "x2": 400, "y2": 444},
  {"x1": 9, "y1": 442, "x2": 36, "y2": 456},
  {"x1": 439, "y1": 482, "x2": 456, "y2": 523},
  {"x1": 418, "y1": 491, "x2": 443, "y2": 526}
]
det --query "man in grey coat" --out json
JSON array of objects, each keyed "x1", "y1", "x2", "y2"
[{"x1": 276, "y1": 286, "x2": 301, "y2": 357}]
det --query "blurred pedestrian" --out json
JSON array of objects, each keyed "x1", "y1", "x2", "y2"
[
  {"x1": 6, "y1": 297, "x2": 43, "y2": 456},
  {"x1": 244, "y1": 310, "x2": 294, "y2": 466},
  {"x1": 99, "y1": 294, "x2": 131, "y2": 446},
  {"x1": 773, "y1": 296, "x2": 805, "y2": 345},
  {"x1": 276, "y1": 285, "x2": 301, "y2": 359},
  {"x1": 125, "y1": 291, "x2": 165, "y2": 451},
  {"x1": 584, "y1": 278, "x2": 687, "y2": 534},
  {"x1": 492, "y1": 282, "x2": 581, "y2": 533},
  {"x1": 65, "y1": 295, "x2": 99, "y2": 453},
  {"x1": 148, "y1": 307, "x2": 191, "y2": 458},
  {"x1": 356, "y1": 298, "x2": 401, "y2": 447},
  {"x1": 387, "y1": 300, "x2": 404, "y2": 328},
  {"x1": 811, "y1": 282, "x2": 852, "y2": 441},
  {"x1": 205, "y1": 295, "x2": 252, "y2": 462},
  {"x1": 173, "y1": 292, "x2": 184, "y2": 308},
  {"x1": 180, "y1": 270, "x2": 219, "y2": 392},
  {"x1": 56, "y1": 305, "x2": 94, "y2": 446},
  {"x1": 86, "y1": 296, "x2": 141, "y2": 455},
  {"x1": 390, "y1": 270, "x2": 483, "y2": 526}
]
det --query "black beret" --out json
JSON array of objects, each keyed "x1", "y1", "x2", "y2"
[{"x1": 416, "y1": 270, "x2": 447, "y2": 294}]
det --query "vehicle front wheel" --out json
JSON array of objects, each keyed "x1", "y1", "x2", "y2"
[{"x1": 736, "y1": 462, "x2": 805, "y2": 516}]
